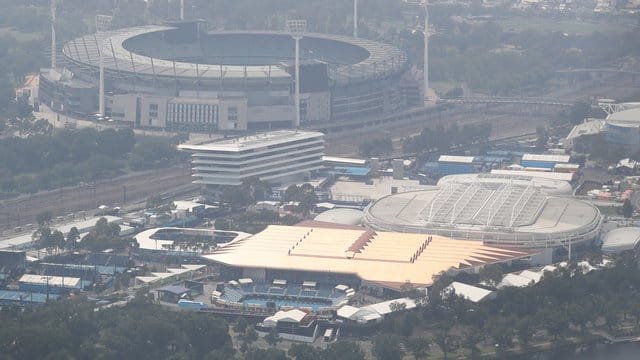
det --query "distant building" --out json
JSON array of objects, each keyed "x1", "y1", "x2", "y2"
[{"x1": 179, "y1": 130, "x2": 325, "y2": 186}]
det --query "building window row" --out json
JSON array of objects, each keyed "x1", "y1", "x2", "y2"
[{"x1": 168, "y1": 103, "x2": 219, "y2": 124}]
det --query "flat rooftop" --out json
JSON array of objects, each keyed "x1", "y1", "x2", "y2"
[
  {"x1": 178, "y1": 130, "x2": 324, "y2": 153},
  {"x1": 203, "y1": 225, "x2": 536, "y2": 289}
]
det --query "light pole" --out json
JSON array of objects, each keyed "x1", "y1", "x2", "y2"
[
  {"x1": 50, "y1": 0, "x2": 57, "y2": 70},
  {"x1": 422, "y1": 1, "x2": 429, "y2": 103},
  {"x1": 95, "y1": 15, "x2": 112, "y2": 117},
  {"x1": 353, "y1": 0, "x2": 358, "y2": 38},
  {"x1": 287, "y1": 19, "x2": 307, "y2": 128}
]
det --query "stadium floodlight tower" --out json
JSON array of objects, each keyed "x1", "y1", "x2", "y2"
[
  {"x1": 50, "y1": 0, "x2": 57, "y2": 69},
  {"x1": 422, "y1": 0, "x2": 430, "y2": 103},
  {"x1": 95, "y1": 15, "x2": 113, "y2": 117},
  {"x1": 287, "y1": 19, "x2": 307, "y2": 128},
  {"x1": 353, "y1": 0, "x2": 358, "y2": 38}
]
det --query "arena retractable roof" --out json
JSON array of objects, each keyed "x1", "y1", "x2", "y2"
[{"x1": 364, "y1": 176, "x2": 602, "y2": 248}]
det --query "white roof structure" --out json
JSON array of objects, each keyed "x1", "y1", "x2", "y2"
[
  {"x1": 19, "y1": 274, "x2": 81, "y2": 289},
  {"x1": 323, "y1": 156, "x2": 367, "y2": 166},
  {"x1": 444, "y1": 282, "x2": 495, "y2": 303},
  {"x1": 565, "y1": 120, "x2": 605, "y2": 140},
  {"x1": 438, "y1": 155, "x2": 475, "y2": 163},
  {"x1": 314, "y1": 208, "x2": 364, "y2": 226},
  {"x1": 519, "y1": 270, "x2": 543, "y2": 283},
  {"x1": 497, "y1": 272, "x2": 541, "y2": 289},
  {"x1": 522, "y1": 153, "x2": 571, "y2": 163},
  {"x1": 263, "y1": 309, "x2": 308, "y2": 327},
  {"x1": 601, "y1": 227, "x2": 640, "y2": 253},
  {"x1": 179, "y1": 130, "x2": 323, "y2": 153},
  {"x1": 337, "y1": 298, "x2": 416, "y2": 323}
]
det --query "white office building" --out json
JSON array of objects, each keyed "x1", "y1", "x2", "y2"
[{"x1": 179, "y1": 130, "x2": 325, "y2": 186}]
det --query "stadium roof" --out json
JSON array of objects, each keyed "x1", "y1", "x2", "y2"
[
  {"x1": 601, "y1": 227, "x2": 640, "y2": 253},
  {"x1": 203, "y1": 225, "x2": 536, "y2": 289},
  {"x1": 606, "y1": 108, "x2": 640, "y2": 127},
  {"x1": 178, "y1": 130, "x2": 323, "y2": 153},
  {"x1": 364, "y1": 178, "x2": 601, "y2": 248},
  {"x1": 420, "y1": 182, "x2": 548, "y2": 228},
  {"x1": 62, "y1": 27, "x2": 406, "y2": 83}
]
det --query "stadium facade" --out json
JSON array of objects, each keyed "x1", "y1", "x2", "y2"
[
  {"x1": 40, "y1": 21, "x2": 413, "y2": 132},
  {"x1": 363, "y1": 175, "x2": 602, "y2": 249}
]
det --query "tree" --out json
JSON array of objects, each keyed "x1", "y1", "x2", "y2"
[
  {"x1": 32, "y1": 226, "x2": 52, "y2": 251},
  {"x1": 66, "y1": 227, "x2": 80, "y2": 249},
  {"x1": 233, "y1": 316, "x2": 248, "y2": 335},
  {"x1": 461, "y1": 331, "x2": 482, "y2": 359},
  {"x1": 373, "y1": 334, "x2": 403, "y2": 360},
  {"x1": 240, "y1": 326, "x2": 258, "y2": 350},
  {"x1": 406, "y1": 337, "x2": 430, "y2": 359},
  {"x1": 324, "y1": 341, "x2": 366, "y2": 360},
  {"x1": 535, "y1": 126, "x2": 549, "y2": 151},
  {"x1": 622, "y1": 199, "x2": 634, "y2": 218},
  {"x1": 245, "y1": 348, "x2": 287, "y2": 360},
  {"x1": 479, "y1": 264, "x2": 504, "y2": 287},
  {"x1": 36, "y1": 211, "x2": 53, "y2": 227},
  {"x1": 289, "y1": 343, "x2": 324, "y2": 360},
  {"x1": 49, "y1": 230, "x2": 65, "y2": 254},
  {"x1": 434, "y1": 327, "x2": 457, "y2": 360},
  {"x1": 265, "y1": 327, "x2": 281, "y2": 347},
  {"x1": 568, "y1": 101, "x2": 592, "y2": 126}
]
